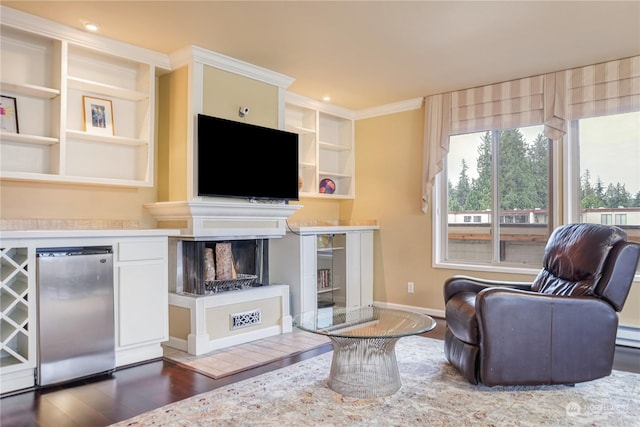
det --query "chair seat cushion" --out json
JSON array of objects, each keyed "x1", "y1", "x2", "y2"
[{"x1": 445, "y1": 292, "x2": 479, "y2": 345}]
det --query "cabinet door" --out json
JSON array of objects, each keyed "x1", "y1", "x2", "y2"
[
  {"x1": 345, "y1": 233, "x2": 361, "y2": 307},
  {"x1": 359, "y1": 231, "x2": 374, "y2": 306},
  {"x1": 300, "y1": 235, "x2": 318, "y2": 314},
  {"x1": 117, "y1": 261, "x2": 167, "y2": 347}
]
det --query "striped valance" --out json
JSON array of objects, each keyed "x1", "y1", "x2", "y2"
[
  {"x1": 422, "y1": 55, "x2": 639, "y2": 214},
  {"x1": 567, "y1": 56, "x2": 640, "y2": 120},
  {"x1": 450, "y1": 75, "x2": 545, "y2": 135}
]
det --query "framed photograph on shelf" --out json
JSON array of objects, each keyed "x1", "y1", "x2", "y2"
[
  {"x1": 83, "y1": 96, "x2": 114, "y2": 135},
  {"x1": 0, "y1": 95, "x2": 19, "y2": 134}
]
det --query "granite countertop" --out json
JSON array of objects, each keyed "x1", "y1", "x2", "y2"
[
  {"x1": 286, "y1": 219, "x2": 379, "y2": 233},
  {"x1": 0, "y1": 228, "x2": 180, "y2": 240}
]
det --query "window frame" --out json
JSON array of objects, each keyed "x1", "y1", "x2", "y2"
[{"x1": 433, "y1": 127, "x2": 561, "y2": 276}]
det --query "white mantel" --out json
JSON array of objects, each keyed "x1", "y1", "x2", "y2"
[{"x1": 144, "y1": 200, "x2": 302, "y2": 240}]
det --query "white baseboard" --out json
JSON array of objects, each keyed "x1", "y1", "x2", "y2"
[
  {"x1": 616, "y1": 324, "x2": 640, "y2": 348},
  {"x1": 0, "y1": 368, "x2": 35, "y2": 394},
  {"x1": 116, "y1": 343, "x2": 164, "y2": 367},
  {"x1": 373, "y1": 301, "x2": 445, "y2": 319}
]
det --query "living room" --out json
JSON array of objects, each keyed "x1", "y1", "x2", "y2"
[{"x1": 1, "y1": 2, "x2": 639, "y2": 425}]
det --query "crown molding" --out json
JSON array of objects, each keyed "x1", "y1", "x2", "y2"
[
  {"x1": 285, "y1": 92, "x2": 356, "y2": 119},
  {"x1": 170, "y1": 45, "x2": 295, "y2": 90},
  {"x1": 355, "y1": 97, "x2": 424, "y2": 120}
]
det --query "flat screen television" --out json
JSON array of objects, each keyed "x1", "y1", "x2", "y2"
[{"x1": 197, "y1": 114, "x2": 299, "y2": 201}]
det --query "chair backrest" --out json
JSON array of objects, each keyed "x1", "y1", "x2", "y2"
[{"x1": 532, "y1": 223, "x2": 639, "y2": 311}]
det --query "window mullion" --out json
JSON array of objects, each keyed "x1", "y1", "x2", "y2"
[{"x1": 491, "y1": 130, "x2": 501, "y2": 263}]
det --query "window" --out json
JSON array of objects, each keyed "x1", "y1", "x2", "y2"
[
  {"x1": 615, "y1": 214, "x2": 627, "y2": 225},
  {"x1": 442, "y1": 125, "x2": 551, "y2": 268},
  {"x1": 567, "y1": 111, "x2": 640, "y2": 273},
  {"x1": 430, "y1": 56, "x2": 638, "y2": 276}
]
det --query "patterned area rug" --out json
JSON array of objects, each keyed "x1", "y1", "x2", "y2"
[{"x1": 114, "y1": 336, "x2": 639, "y2": 426}]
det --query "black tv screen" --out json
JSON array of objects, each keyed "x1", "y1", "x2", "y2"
[{"x1": 197, "y1": 114, "x2": 299, "y2": 201}]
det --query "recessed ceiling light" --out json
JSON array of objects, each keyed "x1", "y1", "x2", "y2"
[
  {"x1": 84, "y1": 22, "x2": 100, "y2": 32},
  {"x1": 322, "y1": 95, "x2": 331, "y2": 102}
]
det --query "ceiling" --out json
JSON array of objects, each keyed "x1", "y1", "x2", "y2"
[{"x1": 3, "y1": 1, "x2": 640, "y2": 111}]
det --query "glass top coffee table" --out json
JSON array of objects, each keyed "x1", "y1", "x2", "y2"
[{"x1": 293, "y1": 305, "x2": 436, "y2": 398}]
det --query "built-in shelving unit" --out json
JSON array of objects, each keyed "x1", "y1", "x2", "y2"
[
  {"x1": 285, "y1": 92, "x2": 355, "y2": 199},
  {"x1": 269, "y1": 225, "x2": 377, "y2": 316},
  {"x1": 0, "y1": 10, "x2": 163, "y2": 187}
]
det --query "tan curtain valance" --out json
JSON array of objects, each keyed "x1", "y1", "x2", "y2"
[
  {"x1": 450, "y1": 75, "x2": 545, "y2": 135},
  {"x1": 567, "y1": 56, "x2": 640, "y2": 120},
  {"x1": 421, "y1": 55, "x2": 640, "y2": 214}
]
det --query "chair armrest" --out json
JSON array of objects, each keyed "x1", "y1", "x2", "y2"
[{"x1": 443, "y1": 275, "x2": 532, "y2": 303}]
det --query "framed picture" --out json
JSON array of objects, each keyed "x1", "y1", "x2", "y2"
[
  {"x1": 0, "y1": 95, "x2": 19, "y2": 133},
  {"x1": 83, "y1": 96, "x2": 114, "y2": 135}
]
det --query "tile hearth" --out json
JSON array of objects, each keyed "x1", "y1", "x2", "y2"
[{"x1": 163, "y1": 330, "x2": 330, "y2": 378}]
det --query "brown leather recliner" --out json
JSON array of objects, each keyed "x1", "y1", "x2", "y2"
[{"x1": 443, "y1": 223, "x2": 640, "y2": 386}]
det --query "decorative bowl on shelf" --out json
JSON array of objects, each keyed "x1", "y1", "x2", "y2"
[{"x1": 319, "y1": 178, "x2": 336, "y2": 194}]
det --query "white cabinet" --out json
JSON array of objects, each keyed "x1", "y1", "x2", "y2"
[
  {"x1": 269, "y1": 226, "x2": 376, "y2": 316},
  {"x1": 116, "y1": 239, "x2": 168, "y2": 354},
  {"x1": 0, "y1": 9, "x2": 162, "y2": 187},
  {"x1": 0, "y1": 230, "x2": 174, "y2": 394},
  {"x1": 285, "y1": 92, "x2": 355, "y2": 199}
]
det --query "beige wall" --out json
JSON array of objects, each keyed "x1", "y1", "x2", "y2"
[
  {"x1": 0, "y1": 179, "x2": 158, "y2": 228},
  {"x1": 202, "y1": 67, "x2": 278, "y2": 128},
  {"x1": 157, "y1": 66, "x2": 189, "y2": 202}
]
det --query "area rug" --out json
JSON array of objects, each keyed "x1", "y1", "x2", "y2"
[
  {"x1": 113, "y1": 336, "x2": 639, "y2": 426},
  {"x1": 163, "y1": 330, "x2": 331, "y2": 379}
]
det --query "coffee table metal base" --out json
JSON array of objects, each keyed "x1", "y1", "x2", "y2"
[{"x1": 327, "y1": 336, "x2": 401, "y2": 398}]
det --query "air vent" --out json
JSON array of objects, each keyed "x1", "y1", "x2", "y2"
[{"x1": 230, "y1": 309, "x2": 261, "y2": 330}]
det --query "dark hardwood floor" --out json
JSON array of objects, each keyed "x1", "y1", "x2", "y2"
[{"x1": 1, "y1": 318, "x2": 638, "y2": 427}]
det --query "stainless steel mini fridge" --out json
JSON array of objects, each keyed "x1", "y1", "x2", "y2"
[{"x1": 36, "y1": 246, "x2": 115, "y2": 386}]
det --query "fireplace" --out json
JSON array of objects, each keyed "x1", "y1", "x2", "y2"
[
  {"x1": 178, "y1": 239, "x2": 269, "y2": 294},
  {"x1": 145, "y1": 200, "x2": 301, "y2": 355}
]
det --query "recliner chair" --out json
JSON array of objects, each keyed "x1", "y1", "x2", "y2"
[{"x1": 443, "y1": 223, "x2": 640, "y2": 386}]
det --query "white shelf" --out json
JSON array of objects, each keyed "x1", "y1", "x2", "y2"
[
  {"x1": 285, "y1": 93, "x2": 355, "y2": 198},
  {"x1": 67, "y1": 76, "x2": 149, "y2": 101},
  {"x1": 317, "y1": 286, "x2": 341, "y2": 294},
  {"x1": 0, "y1": 19, "x2": 155, "y2": 188},
  {"x1": 0, "y1": 132, "x2": 59, "y2": 145},
  {"x1": 319, "y1": 141, "x2": 351, "y2": 151},
  {"x1": 0, "y1": 82, "x2": 60, "y2": 99},
  {"x1": 66, "y1": 130, "x2": 148, "y2": 146},
  {"x1": 286, "y1": 125, "x2": 315, "y2": 135}
]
